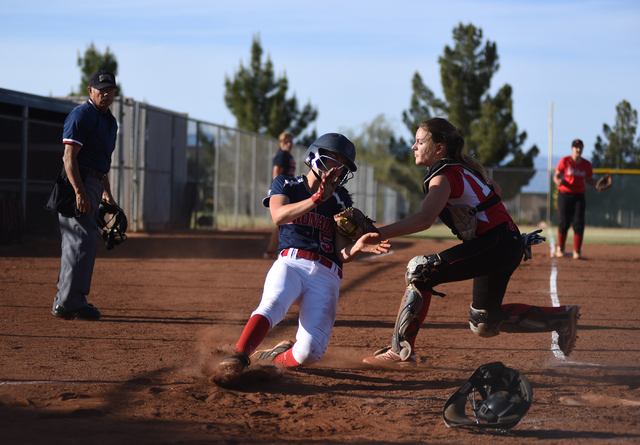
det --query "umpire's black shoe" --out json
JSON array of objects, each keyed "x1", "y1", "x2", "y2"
[{"x1": 52, "y1": 303, "x2": 101, "y2": 321}]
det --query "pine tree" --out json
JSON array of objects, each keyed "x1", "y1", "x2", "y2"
[
  {"x1": 75, "y1": 42, "x2": 120, "y2": 96},
  {"x1": 401, "y1": 23, "x2": 538, "y2": 200},
  {"x1": 224, "y1": 35, "x2": 317, "y2": 140},
  {"x1": 593, "y1": 100, "x2": 639, "y2": 169},
  {"x1": 402, "y1": 23, "x2": 538, "y2": 170}
]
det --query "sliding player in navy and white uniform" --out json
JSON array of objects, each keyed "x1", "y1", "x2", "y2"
[{"x1": 212, "y1": 133, "x2": 390, "y2": 386}]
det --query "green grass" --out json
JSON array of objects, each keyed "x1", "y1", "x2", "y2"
[{"x1": 402, "y1": 223, "x2": 640, "y2": 245}]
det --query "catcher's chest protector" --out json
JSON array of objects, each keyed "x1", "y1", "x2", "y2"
[{"x1": 423, "y1": 159, "x2": 500, "y2": 241}]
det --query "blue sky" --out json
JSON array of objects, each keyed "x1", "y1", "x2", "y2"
[{"x1": 2, "y1": 0, "x2": 639, "y2": 166}]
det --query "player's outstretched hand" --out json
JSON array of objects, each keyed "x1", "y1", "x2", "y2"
[
  {"x1": 311, "y1": 167, "x2": 341, "y2": 204},
  {"x1": 357, "y1": 232, "x2": 391, "y2": 254}
]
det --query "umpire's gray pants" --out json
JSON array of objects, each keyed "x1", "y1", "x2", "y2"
[{"x1": 53, "y1": 176, "x2": 103, "y2": 311}]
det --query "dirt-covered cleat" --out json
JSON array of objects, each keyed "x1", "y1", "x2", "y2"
[
  {"x1": 210, "y1": 352, "x2": 250, "y2": 387},
  {"x1": 362, "y1": 346, "x2": 417, "y2": 368},
  {"x1": 572, "y1": 250, "x2": 582, "y2": 260},
  {"x1": 557, "y1": 306, "x2": 580, "y2": 357},
  {"x1": 251, "y1": 340, "x2": 294, "y2": 364},
  {"x1": 551, "y1": 246, "x2": 564, "y2": 258}
]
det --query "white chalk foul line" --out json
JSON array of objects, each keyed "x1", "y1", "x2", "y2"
[
  {"x1": 0, "y1": 379, "x2": 85, "y2": 386},
  {"x1": 547, "y1": 227, "x2": 567, "y2": 360}
]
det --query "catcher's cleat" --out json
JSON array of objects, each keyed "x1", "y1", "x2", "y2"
[
  {"x1": 551, "y1": 246, "x2": 564, "y2": 258},
  {"x1": 210, "y1": 352, "x2": 250, "y2": 386},
  {"x1": 572, "y1": 250, "x2": 582, "y2": 260},
  {"x1": 557, "y1": 305, "x2": 580, "y2": 357},
  {"x1": 362, "y1": 346, "x2": 417, "y2": 368},
  {"x1": 251, "y1": 340, "x2": 294, "y2": 365},
  {"x1": 52, "y1": 303, "x2": 101, "y2": 321}
]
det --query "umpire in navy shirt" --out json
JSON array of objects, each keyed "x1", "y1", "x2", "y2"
[{"x1": 51, "y1": 70, "x2": 119, "y2": 321}]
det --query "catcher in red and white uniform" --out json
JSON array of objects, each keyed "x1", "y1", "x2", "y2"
[{"x1": 362, "y1": 118, "x2": 580, "y2": 367}]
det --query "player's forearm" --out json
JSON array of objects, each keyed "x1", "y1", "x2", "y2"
[
  {"x1": 339, "y1": 242, "x2": 362, "y2": 263},
  {"x1": 102, "y1": 176, "x2": 116, "y2": 204},
  {"x1": 62, "y1": 146, "x2": 86, "y2": 197},
  {"x1": 553, "y1": 172, "x2": 564, "y2": 187},
  {"x1": 270, "y1": 198, "x2": 317, "y2": 226},
  {"x1": 379, "y1": 211, "x2": 435, "y2": 239}
]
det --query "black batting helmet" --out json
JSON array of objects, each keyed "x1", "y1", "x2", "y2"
[
  {"x1": 304, "y1": 133, "x2": 357, "y2": 185},
  {"x1": 443, "y1": 362, "x2": 533, "y2": 432}
]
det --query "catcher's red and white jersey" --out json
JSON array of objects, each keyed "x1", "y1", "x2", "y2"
[{"x1": 441, "y1": 165, "x2": 514, "y2": 236}]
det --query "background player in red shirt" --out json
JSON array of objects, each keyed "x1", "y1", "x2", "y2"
[{"x1": 552, "y1": 139, "x2": 601, "y2": 259}]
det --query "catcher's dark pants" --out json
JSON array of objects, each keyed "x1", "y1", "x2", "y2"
[
  {"x1": 427, "y1": 222, "x2": 524, "y2": 319},
  {"x1": 557, "y1": 192, "x2": 586, "y2": 236},
  {"x1": 53, "y1": 175, "x2": 103, "y2": 312}
]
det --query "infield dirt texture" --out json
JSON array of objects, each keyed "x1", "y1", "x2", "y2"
[{"x1": 1, "y1": 229, "x2": 639, "y2": 444}]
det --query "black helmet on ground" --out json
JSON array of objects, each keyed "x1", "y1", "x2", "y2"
[{"x1": 443, "y1": 362, "x2": 533, "y2": 432}]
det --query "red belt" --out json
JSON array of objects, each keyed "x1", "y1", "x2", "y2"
[{"x1": 280, "y1": 249, "x2": 343, "y2": 279}]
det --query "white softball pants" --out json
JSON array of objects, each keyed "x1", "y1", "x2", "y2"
[{"x1": 252, "y1": 250, "x2": 342, "y2": 365}]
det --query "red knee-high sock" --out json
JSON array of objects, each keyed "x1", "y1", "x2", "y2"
[
  {"x1": 502, "y1": 303, "x2": 568, "y2": 319},
  {"x1": 557, "y1": 232, "x2": 567, "y2": 250},
  {"x1": 574, "y1": 234, "x2": 583, "y2": 252},
  {"x1": 406, "y1": 291, "x2": 432, "y2": 350},
  {"x1": 236, "y1": 314, "x2": 271, "y2": 355},
  {"x1": 273, "y1": 348, "x2": 301, "y2": 367}
]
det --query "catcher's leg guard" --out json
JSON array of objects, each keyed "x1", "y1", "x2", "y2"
[
  {"x1": 392, "y1": 254, "x2": 441, "y2": 360},
  {"x1": 469, "y1": 305, "x2": 501, "y2": 338},
  {"x1": 392, "y1": 286, "x2": 423, "y2": 360}
]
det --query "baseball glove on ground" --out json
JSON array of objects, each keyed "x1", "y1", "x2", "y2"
[
  {"x1": 596, "y1": 174, "x2": 612, "y2": 193},
  {"x1": 334, "y1": 207, "x2": 379, "y2": 242}
]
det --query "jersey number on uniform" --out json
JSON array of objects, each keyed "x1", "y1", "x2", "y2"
[{"x1": 462, "y1": 168, "x2": 492, "y2": 198}]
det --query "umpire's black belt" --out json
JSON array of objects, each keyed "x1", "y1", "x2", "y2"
[
  {"x1": 82, "y1": 166, "x2": 107, "y2": 182},
  {"x1": 280, "y1": 249, "x2": 343, "y2": 279}
]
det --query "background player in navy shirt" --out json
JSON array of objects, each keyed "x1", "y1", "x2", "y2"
[
  {"x1": 264, "y1": 131, "x2": 296, "y2": 259},
  {"x1": 213, "y1": 133, "x2": 390, "y2": 386}
]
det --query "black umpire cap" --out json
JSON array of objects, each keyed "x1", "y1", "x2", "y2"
[{"x1": 90, "y1": 70, "x2": 118, "y2": 90}]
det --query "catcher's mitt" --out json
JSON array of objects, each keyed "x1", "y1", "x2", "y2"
[
  {"x1": 97, "y1": 201, "x2": 128, "y2": 250},
  {"x1": 334, "y1": 207, "x2": 379, "y2": 242},
  {"x1": 596, "y1": 174, "x2": 611, "y2": 193}
]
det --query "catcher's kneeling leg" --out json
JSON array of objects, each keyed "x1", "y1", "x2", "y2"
[
  {"x1": 498, "y1": 304, "x2": 570, "y2": 333},
  {"x1": 469, "y1": 303, "x2": 571, "y2": 337},
  {"x1": 392, "y1": 254, "x2": 441, "y2": 360}
]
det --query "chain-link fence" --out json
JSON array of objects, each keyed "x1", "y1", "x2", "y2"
[{"x1": 2, "y1": 88, "x2": 639, "y2": 241}]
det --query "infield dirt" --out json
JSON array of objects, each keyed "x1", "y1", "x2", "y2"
[{"x1": 1, "y1": 230, "x2": 639, "y2": 444}]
